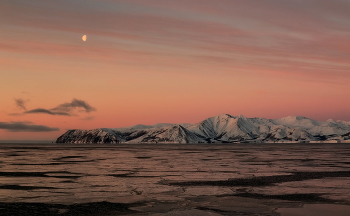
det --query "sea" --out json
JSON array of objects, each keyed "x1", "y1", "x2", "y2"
[{"x1": 0, "y1": 143, "x2": 350, "y2": 216}]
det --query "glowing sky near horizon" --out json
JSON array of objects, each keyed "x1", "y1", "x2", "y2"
[{"x1": 1, "y1": 0, "x2": 350, "y2": 140}]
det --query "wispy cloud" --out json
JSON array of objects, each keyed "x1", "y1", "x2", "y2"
[
  {"x1": 15, "y1": 98, "x2": 27, "y2": 110},
  {"x1": 25, "y1": 108, "x2": 71, "y2": 116},
  {"x1": 0, "y1": 121, "x2": 59, "y2": 132},
  {"x1": 24, "y1": 99, "x2": 96, "y2": 116},
  {"x1": 51, "y1": 99, "x2": 96, "y2": 113}
]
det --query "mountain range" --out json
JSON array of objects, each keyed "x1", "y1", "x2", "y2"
[{"x1": 56, "y1": 114, "x2": 350, "y2": 144}]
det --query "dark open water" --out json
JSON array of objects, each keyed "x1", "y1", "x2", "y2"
[{"x1": 0, "y1": 143, "x2": 350, "y2": 215}]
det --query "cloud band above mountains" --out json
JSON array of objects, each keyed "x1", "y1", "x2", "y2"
[
  {"x1": 51, "y1": 99, "x2": 96, "y2": 114},
  {"x1": 0, "y1": 121, "x2": 59, "y2": 132},
  {"x1": 16, "y1": 99, "x2": 96, "y2": 116},
  {"x1": 25, "y1": 108, "x2": 71, "y2": 116}
]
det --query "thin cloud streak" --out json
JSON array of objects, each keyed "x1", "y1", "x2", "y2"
[
  {"x1": 25, "y1": 108, "x2": 70, "y2": 116},
  {"x1": 24, "y1": 99, "x2": 96, "y2": 116},
  {"x1": 0, "y1": 121, "x2": 59, "y2": 132}
]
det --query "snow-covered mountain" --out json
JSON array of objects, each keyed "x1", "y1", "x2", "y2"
[{"x1": 56, "y1": 114, "x2": 350, "y2": 144}]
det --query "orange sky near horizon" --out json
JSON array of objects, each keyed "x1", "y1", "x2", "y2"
[{"x1": 1, "y1": 0, "x2": 350, "y2": 140}]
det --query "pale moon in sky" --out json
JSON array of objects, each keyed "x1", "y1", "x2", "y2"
[{"x1": 82, "y1": 35, "x2": 87, "y2": 41}]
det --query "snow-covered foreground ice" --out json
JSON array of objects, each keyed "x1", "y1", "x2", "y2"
[{"x1": 0, "y1": 143, "x2": 349, "y2": 215}]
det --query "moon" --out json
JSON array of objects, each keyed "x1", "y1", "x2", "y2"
[{"x1": 82, "y1": 35, "x2": 87, "y2": 42}]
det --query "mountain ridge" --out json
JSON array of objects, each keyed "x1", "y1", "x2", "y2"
[{"x1": 56, "y1": 114, "x2": 350, "y2": 144}]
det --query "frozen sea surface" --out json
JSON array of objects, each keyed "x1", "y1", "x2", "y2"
[{"x1": 0, "y1": 143, "x2": 349, "y2": 215}]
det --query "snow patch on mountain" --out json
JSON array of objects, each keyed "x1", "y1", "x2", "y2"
[
  {"x1": 125, "y1": 125, "x2": 204, "y2": 144},
  {"x1": 56, "y1": 128, "x2": 123, "y2": 144},
  {"x1": 186, "y1": 114, "x2": 259, "y2": 142},
  {"x1": 114, "y1": 123, "x2": 175, "y2": 132}
]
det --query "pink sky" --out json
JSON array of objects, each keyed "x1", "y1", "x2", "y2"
[{"x1": 1, "y1": 0, "x2": 350, "y2": 140}]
